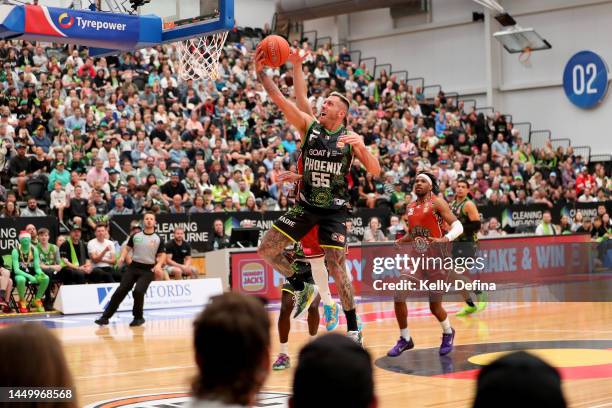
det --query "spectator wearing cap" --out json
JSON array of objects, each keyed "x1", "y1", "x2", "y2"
[
  {"x1": 98, "y1": 138, "x2": 119, "y2": 163},
  {"x1": 292, "y1": 333, "x2": 376, "y2": 408},
  {"x1": 32, "y1": 124, "x2": 52, "y2": 153},
  {"x1": 47, "y1": 160, "x2": 70, "y2": 191},
  {"x1": 162, "y1": 172, "x2": 188, "y2": 202}
]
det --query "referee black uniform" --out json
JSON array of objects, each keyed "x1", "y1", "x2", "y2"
[{"x1": 95, "y1": 222, "x2": 165, "y2": 327}]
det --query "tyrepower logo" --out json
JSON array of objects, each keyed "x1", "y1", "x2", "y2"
[
  {"x1": 58, "y1": 12, "x2": 74, "y2": 28},
  {"x1": 71, "y1": 16, "x2": 128, "y2": 31},
  {"x1": 241, "y1": 261, "x2": 266, "y2": 292}
]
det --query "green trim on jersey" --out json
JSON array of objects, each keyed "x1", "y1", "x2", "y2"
[
  {"x1": 451, "y1": 197, "x2": 478, "y2": 242},
  {"x1": 301, "y1": 119, "x2": 318, "y2": 149}
]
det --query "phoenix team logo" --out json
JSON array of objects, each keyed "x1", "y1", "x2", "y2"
[{"x1": 58, "y1": 12, "x2": 74, "y2": 28}]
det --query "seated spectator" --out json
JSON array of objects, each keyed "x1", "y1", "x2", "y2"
[
  {"x1": 535, "y1": 211, "x2": 558, "y2": 236},
  {"x1": 8, "y1": 143, "x2": 30, "y2": 198},
  {"x1": 108, "y1": 195, "x2": 133, "y2": 217},
  {"x1": 292, "y1": 333, "x2": 376, "y2": 408},
  {"x1": 69, "y1": 185, "x2": 89, "y2": 221},
  {"x1": 190, "y1": 293, "x2": 270, "y2": 407},
  {"x1": 87, "y1": 224, "x2": 117, "y2": 283},
  {"x1": 37, "y1": 228, "x2": 62, "y2": 310},
  {"x1": 479, "y1": 217, "x2": 506, "y2": 238},
  {"x1": 386, "y1": 215, "x2": 406, "y2": 240},
  {"x1": 21, "y1": 196, "x2": 46, "y2": 217},
  {"x1": 208, "y1": 219, "x2": 230, "y2": 251},
  {"x1": 345, "y1": 219, "x2": 361, "y2": 244},
  {"x1": 0, "y1": 264, "x2": 12, "y2": 313},
  {"x1": 161, "y1": 172, "x2": 188, "y2": 202},
  {"x1": 363, "y1": 217, "x2": 386, "y2": 242},
  {"x1": 50, "y1": 180, "x2": 68, "y2": 221},
  {"x1": 559, "y1": 215, "x2": 572, "y2": 234},
  {"x1": 58, "y1": 227, "x2": 89, "y2": 285},
  {"x1": 1, "y1": 200, "x2": 20, "y2": 218},
  {"x1": 10, "y1": 231, "x2": 49, "y2": 313},
  {"x1": 169, "y1": 194, "x2": 186, "y2": 214},
  {"x1": 164, "y1": 227, "x2": 197, "y2": 279},
  {"x1": 0, "y1": 323, "x2": 78, "y2": 408},
  {"x1": 472, "y1": 351, "x2": 566, "y2": 408}
]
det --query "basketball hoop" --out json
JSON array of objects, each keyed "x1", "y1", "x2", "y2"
[{"x1": 175, "y1": 30, "x2": 228, "y2": 81}]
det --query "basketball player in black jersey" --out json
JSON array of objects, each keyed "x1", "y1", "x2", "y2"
[
  {"x1": 450, "y1": 179, "x2": 487, "y2": 315},
  {"x1": 255, "y1": 47, "x2": 381, "y2": 345}
]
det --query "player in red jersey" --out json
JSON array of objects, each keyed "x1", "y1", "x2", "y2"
[{"x1": 387, "y1": 172, "x2": 464, "y2": 356}]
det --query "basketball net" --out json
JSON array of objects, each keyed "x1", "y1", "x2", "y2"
[
  {"x1": 176, "y1": 31, "x2": 228, "y2": 81},
  {"x1": 519, "y1": 47, "x2": 532, "y2": 68}
]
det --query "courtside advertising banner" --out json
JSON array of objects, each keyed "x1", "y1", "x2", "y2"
[
  {"x1": 54, "y1": 278, "x2": 223, "y2": 314},
  {"x1": 230, "y1": 246, "x2": 364, "y2": 300}
]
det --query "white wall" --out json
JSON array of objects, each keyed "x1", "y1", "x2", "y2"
[
  {"x1": 234, "y1": 0, "x2": 276, "y2": 28},
  {"x1": 303, "y1": 16, "x2": 340, "y2": 46},
  {"x1": 299, "y1": 0, "x2": 612, "y2": 154}
]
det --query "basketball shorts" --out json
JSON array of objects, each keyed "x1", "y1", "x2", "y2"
[
  {"x1": 299, "y1": 225, "x2": 324, "y2": 258},
  {"x1": 282, "y1": 260, "x2": 315, "y2": 293},
  {"x1": 273, "y1": 202, "x2": 348, "y2": 250}
]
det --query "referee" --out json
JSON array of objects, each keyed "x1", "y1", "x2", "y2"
[{"x1": 95, "y1": 212, "x2": 166, "y2": 327}]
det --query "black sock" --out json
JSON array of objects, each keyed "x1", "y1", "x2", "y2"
[
  {"x1": 466, "y1": 298, "x2": 475, "y2": 307},
  {"x1": 0, "y1": 289, "x2": 5, "y2": 300},
  {"x1": 287, "y1": 274, "x2": 304, "y2": 291},
  {"x1": 345, "y1": 309, "x2": 358, "y2": 331}
]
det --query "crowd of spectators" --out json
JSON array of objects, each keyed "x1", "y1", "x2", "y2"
[{"x1": 0, "y1": 34, "x2": 609, "y2": 234}]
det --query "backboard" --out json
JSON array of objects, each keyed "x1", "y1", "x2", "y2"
[{"x1": 139, "y1": 0, "x2": 234, "y2": 43}]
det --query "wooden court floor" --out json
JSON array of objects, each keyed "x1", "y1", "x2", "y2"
[{"x1": 49, "y1": 301, "x2": 612, "y2": 407}]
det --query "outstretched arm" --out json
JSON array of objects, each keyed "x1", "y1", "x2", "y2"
[
  {"x1": 338, "y1": 131, "x2": 382, "y2": 177},
  {"x1": 288, "y1": 50, "x2": 313, "y2": 116},
  {"x1": 255, "y1": 48, "x2": 312, "y2": 135}
]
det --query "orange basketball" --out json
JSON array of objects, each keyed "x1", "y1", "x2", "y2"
[{"x1": 259, "y1": 35, "x2": 290, "y2": 67}]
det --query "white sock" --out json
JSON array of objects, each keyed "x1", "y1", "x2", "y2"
[
  {"x1": 280, "y1": 342, "x2": 288, "y2": 355},
  {"x1": 310, "y1": 257, "x2": 334, "y2": 306},
  {"x1": 440, "y1": 317, "x2": 452, "y2": 334},
  {"x1": 310, "y1": 334, "x2": 317, "y2": 341},
  {"x1": 400, "y1": 328, "x2": 410, "y2": 340}
]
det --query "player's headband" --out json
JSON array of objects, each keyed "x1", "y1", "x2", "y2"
[{"x1": 416, "y1": 173, "x2": 433, "y2": 186}]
